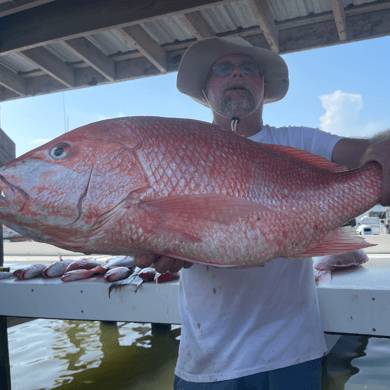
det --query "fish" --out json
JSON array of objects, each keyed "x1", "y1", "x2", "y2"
[
  {"x1": 43, "y1": 257, "x2": 74, "y2": 277},
  {"x1": 0, "y1": 272, "x2": 12, "y2": 279},
  {"x1": 138, "y1": 267, "x2": 156, "y2": 281},
  {"x1": 155, "y1": 271, "x2": 180, "y2": 283},
  {"x1": 13, "y1": 264, "x2": 46, "y2": 279},
  {"x1": 104, "y1": 266, "x2": 133, "y2": 282},
  {"x1": 61, "y1": 265, "x2": 106, "y2": 282},
  {"x1": 0, "y1": 116, "x2": 382, "y2": 267},
  {"x1": 103, "y1": 256, "x2": 135, "y2": 269},
  {"x1": 313, "y1": 249, "x2": 369, "y2": 283},
  {"x1": 65, "y1": 259, "x2": 102, "y2": 272}
]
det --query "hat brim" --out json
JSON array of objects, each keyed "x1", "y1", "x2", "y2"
[{"x1": 177, "y1": 37, "x2": 289, "y2": 107}]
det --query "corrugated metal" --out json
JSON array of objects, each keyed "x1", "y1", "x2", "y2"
[
  {"x1": 45, "y1": 42, "x2": 81, "y2": 63},
  {"x1": 86, "y1": 30, "x2": 137, "y2": 56},
  {"x1": 142, "y1": 16, "x2": 195, "y2": 45},
  {"x1": 0, "y1": 53, "x2": 37, "y2": 73}
]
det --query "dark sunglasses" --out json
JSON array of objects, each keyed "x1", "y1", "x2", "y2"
[{"x1": 212, "y1": 60, "x2": 262, "y2": 77}]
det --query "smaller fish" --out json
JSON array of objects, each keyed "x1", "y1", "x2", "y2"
[
  {"x1": 314, "y1": 249, "x2": 369, "y2": 283},
  {"x1": 65, "y1": 258, "x2": 102, "y2": 272},
  {"x1": 138, "y1": 267, "x2": 156, "y2": 281},
  {"x1": 0, "y1": 272, "x2": 12, "y2": 279},
  {"x1": 103, "y1": 256, "x2": 135, "y2": 270},
  {"x1": 104, "y1": 266, "x2": 132, "y2": 282},
  {"x1": 44, "y1": 257, "x2": 74, "y2": 277},
  {"x1": 14, "y1": 264, "x2": 46, "y2": 280},
  {"x1": 155, "y1": 271, "x2": 180, "y2": 283},
  {"x1": 61, "y1": 265, "x2": 107, "y2": 282}
]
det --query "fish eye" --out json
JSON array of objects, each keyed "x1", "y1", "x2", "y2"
[{"x1": 49, "y1": 143, "x2": 69, "y2": 160}]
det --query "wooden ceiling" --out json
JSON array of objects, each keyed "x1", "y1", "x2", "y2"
[{"x1": 0, "y1": 0, "x2": 389, "y2": 103}]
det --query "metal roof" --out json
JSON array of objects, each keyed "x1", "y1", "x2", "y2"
[{"x1": 0, "y1": 0, "x2": 389, "y2": 103}]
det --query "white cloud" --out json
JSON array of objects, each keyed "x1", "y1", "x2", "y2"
[
  {"x1": 319, "y1": 90, "x2": 387, "y2": 138},
  {"x1": 29, "y1": 138, "x2": 52, "y2": 145}
]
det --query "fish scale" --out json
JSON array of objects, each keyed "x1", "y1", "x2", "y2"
[{"x1": 0, "y1": 116, "x2": 382, "y2": 267}]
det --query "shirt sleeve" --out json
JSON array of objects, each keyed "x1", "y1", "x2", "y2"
[{"x1": 269, "y1": 126, "x2": 344, "y2": 160}]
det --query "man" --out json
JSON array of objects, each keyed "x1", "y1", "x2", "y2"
[{"x1": 135, "y1": 37, "x2": 390, "y2": 389}]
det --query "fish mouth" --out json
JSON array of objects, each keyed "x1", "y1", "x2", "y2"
[{"x1": 0, "y1": 175, "x2": 29, "y2": 212}]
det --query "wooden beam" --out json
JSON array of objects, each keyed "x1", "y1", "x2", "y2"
[
  {"x1": 247, "y1": 0, "x2": 279, "y2": 52},
  {"x1": 19, "y1": 47, "x2": 75, "y2": 87},
  {"x1": 2, "y1": 2, "x2": 390, "y2": 103},
  {"x1": 118, "y1": 25, "x2": 167, "y2": 73},
  {"x1": 331, "y1": 0, "x2": 347, "y2": 41},
  {"x1": 179, "y1": 11, "x2": 216, "y2": 39},
  {"x1": 0, "y1": 64, "x2": 26, "y2": 96},
  {"x1": 0, "y1": 0, "x2": 237, "y2": 56},
  {"x1": 63, "y1": 37, "x2": 116, "y2": 81},
  {"x1": 0, "y1": 0, "x2": 56, "y2": 18}
]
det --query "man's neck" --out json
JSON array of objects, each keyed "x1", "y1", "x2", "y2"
[{"x1": 212, "y1": 110, "x2": 263, "y2": 138}]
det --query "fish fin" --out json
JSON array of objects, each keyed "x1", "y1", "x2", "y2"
[
  {"x1": 141, "y1": 195, "x2": 273, "y2": 243},
  {"x1": 296, "y1": 227, "x2": 376, "y2": 258},
  {"x1": 265, "y1": 144, "x2": 347, "y2": 172}
]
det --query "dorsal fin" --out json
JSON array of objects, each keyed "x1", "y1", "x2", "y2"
[{"x1": 264, "y1": 144, "x2": 348, "y2": 172}]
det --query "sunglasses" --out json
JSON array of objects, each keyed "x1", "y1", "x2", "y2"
[{"x1": 211, "y1": 60, "x2": 262, "y2": 77}]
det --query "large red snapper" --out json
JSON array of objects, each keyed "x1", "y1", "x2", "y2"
[{"x1": 0, "y1": 117, "x2": 381, "y2": 267}]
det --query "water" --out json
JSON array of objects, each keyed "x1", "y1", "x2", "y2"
[
  {"x1": 8, "y1": 320, "x2": 180, "y2": 390},
  {"x1": 7, "y1": 319, "x2": 390, "y2": 389}
]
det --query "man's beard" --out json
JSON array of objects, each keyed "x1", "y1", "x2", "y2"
[{"x1": 219, "y1": 95, "x2": 256, "y2": 118}]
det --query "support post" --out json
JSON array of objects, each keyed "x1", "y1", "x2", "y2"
[{"x1": 0, "y1": 316, "x2": 11, "y2": 390}]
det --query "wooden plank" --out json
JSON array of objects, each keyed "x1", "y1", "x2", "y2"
[
  {"x1": 2, "y1": 3, "x2": 390, "y2": 103},
  {"x1": 0, "y1": 64, "x2": 27, "y2": 96},
  {"x1": 63, "y1": 37, "x2": 116, "y2": 81},
  {"x1": 331, "y1": 0, "x2": 347, "y2": 41},
  {"x1": 0, "y1": 0, "x2": 238, "y2": 55},
  {"x1": 19, "y1": 47, "x2": 75, "y2": 88},
  {"x1": 179, "y1": 11, "x2": 216, "y2": 39},
  {"x1": 0, "y1": 0, "x2": 56, "y2": 18},
  {"x1": 247, "y1": 0, "x2": 279, "y2": 52},
  {"x1": 118, "y1": 25, "x2": 167, "y2": 73}
]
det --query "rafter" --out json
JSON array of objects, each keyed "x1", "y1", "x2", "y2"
[
  {"x1": 179, "y1": 11, "x2": 216, "y2": 39},
  {"x1": 247, "y1": 0, "x2": 279, "y2": 52},
  {"x1": 63, "y1": 37, "x2": 116, "y2": 81},
  {"x1": 118, "y1": 25, "x2": 167, "y2": 73},
  {"x1": 331, "y1": 0, "x2": 347, "y2": 41},
  {"x1": 19, "y1": 47, "x2": 75, "y2": 88},
  {"x1": 0, "y1": 64, "x2": 26, "y2": 96}
]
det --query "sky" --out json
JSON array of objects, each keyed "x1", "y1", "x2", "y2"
[{"x1": 1, "y1": 35, "x2": 390, "y2": 158}]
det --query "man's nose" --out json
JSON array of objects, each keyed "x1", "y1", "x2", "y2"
[{"x1": 231, "y1": 64, "x2": 244, "y2": 78}]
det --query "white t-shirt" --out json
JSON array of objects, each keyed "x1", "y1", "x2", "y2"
[{"x1": 174, "y1": 125, "x2": 343, "y2": 383}]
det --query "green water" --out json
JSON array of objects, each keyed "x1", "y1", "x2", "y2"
[{"x1": 7, "y1": 319, "x2": 390, "y2": 389}]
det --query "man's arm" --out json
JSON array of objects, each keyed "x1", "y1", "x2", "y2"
[{"x1": 332, "y1": 132, "x2": 390, "y2": 205}]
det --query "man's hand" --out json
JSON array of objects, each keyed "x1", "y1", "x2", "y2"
[
  {"x1": 134, "y1": 253, "x2": 193, "y2": 273},
  {"x1": 360, "y1": 139, "x2": 390, "y2": 206}
]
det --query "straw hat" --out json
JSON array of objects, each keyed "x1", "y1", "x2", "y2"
[{"x1": 177, "y1": 37, "x2": 289, "y2": 107}]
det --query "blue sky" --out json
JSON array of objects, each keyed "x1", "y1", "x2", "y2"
[{"x1": 1, "y1": 35, "x2": 390, "y2": 157}]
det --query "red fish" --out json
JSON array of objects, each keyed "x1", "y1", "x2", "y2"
[
  {"x1": 104, "y1": 266, "x2": 132, "y2": 282},
  {"x1": 0, "y1": 117, "x2": 381, "y2": 267},
  {"x1": 65, "y1": 259, "x2": 102, "y2": 272},
  {"x1": 14, "y1": 264, "x2": 46, "y2": 279},
  {"x1": 313, "y1": 249, "x2": 369, "y2": 283},
  {"x1": 43, "y1": 257, "x2": 74, "y2": 277},
  {"x1": 61, "y1": 265, "x2": 106, "y2": 282}
]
